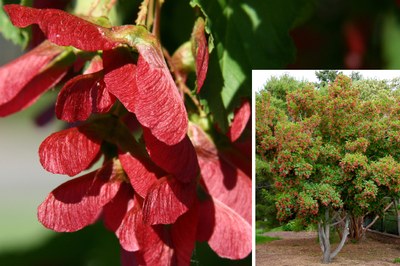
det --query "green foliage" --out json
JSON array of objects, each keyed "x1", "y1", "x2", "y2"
[
  {"x1": 350, "y1": 71, "x2": 362, "y2": 81},
  {"x1": 305, "y1": 223, "x2": 317, "y2": 231},
  {"x1": 352, "y1": 78, "x2": 396, "y2": 101},
  {"x1": 256, "y1": 221, "x2": 270, "y2": 232},
  {"x1": 256, "y1": 199, "x2": 279, "y2": 228},
  {"x1": 256, "y1": 154, "x2": 279, "y2": 226},
  {"x1": 394, "y1": 258, "x2": 400, "y2": 263},
  {"x1": 263, "y1": 74, "x2": 307, "y2": 105},
  {"x1": 282, "y1": 218, "x2": 305, "y2": 232},
  {"x1": 315, "y1": 70, "x2": 342, "y2": 87},
  {"x1": 0, "y1": 0, "x2": 30, "y2": 48},
  {"x1": 256, "y1": 204, "x2": 269, "y2": 222}
]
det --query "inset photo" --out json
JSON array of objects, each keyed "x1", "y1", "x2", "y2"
[{"x1": 254, "y1": 70, "x2": 400, "y2": 265}]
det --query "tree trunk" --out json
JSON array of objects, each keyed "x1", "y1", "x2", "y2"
[
  {"x1": 318, "y1": 209, "x2": 350, "y2": 264},
  {"x1": 349, "y1": 216, "x2": 364, "y2": 241},
  {"x1": 349, "y1": 201, "x2": 396, "y2": 240},
  {"x1": 319, "y1": 209, "x2": 332, "y2": 263}
]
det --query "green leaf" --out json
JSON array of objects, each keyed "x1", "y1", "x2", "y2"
[
  {"x1": 20, "y1": 0, "x2": 32, "y2": 7},
  {"x1": 382, "y1": 12, "x2": 400, "y2": 68},
  {"x1": 0, "y1": 0, "x2": 30, "y2": 48},
  {"x1": 191, "y1": 0, "x2": 314, "y2": 131}
]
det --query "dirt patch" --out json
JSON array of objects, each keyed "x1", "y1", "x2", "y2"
[{"x1": 256, "y1": 231, "x2": 400, "y2": 265}]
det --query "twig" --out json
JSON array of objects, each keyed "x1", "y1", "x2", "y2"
[
  {"x1": 152, "y1": 0, "x2": 161, "y2": 38},
  {"x1": 105, "y1": 0, "x2": 117, "y2": 14},
  {"x1": 88, "y1": 0, "x2": 101, "y2": 16},
  {"x1": 162, "y1": 48, "x2": 204, "y2": 115},
  {"x1": 146, "y1": 0, "x2": 154, "y2": 29},
  {"x1": 331, "y1": 215, "x2": 347, "y2": 227},
  {"x1": 136, "y1": 0, "x2": 150, "y2": 25}
]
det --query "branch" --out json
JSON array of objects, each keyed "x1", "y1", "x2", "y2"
[
  {"x1": 330, "y1": 215, "x2": 346, "y2": 227},
  {"x1": 330, "y1": 211, "x2": 340, "y2": 222},
  {"x1": 363, "y1": 201, "x2": 394, "y2": 231}
]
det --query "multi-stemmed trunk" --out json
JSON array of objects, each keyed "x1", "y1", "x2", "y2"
[{"x1": 318, "y1": 209, "x2": 350, "y2": 264}]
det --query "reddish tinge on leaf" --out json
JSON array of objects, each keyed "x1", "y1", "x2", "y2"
[
  {"x1": 170, "y1": 199, "x2": 199, "y2": 266},
  {"x1": 103, "y1": 47, "x2": 187, "y2": 145},
  {"x1": 117, "y1": 197, "x2": 141, "y2": 252},
  {"x1": 142, "y1": 177, "x2": 195, "y2": 225},
  {"x1": 103, "y1": 182, "x2": 133, "y2": 233},
  {"x1": 134, "y1": 51, "x2": 188, "y2": 145},
  {"x1": 189, "y1": 123, "x2": 252, "y2": 224},
  {"x1": 227, "y1": 100, "x2": 251, "y2": 142},
  {"x1": 5, "y1": 5, "x2": 188, "y2": 145},
  {"x1": 39, "y1": 126, "x2": 102, "y2": 176},
  {"x1": 4, "y1": 5, "x2": 120, "y2": 51},
  {"x1": 56, "y1": 71, "x2": 115, "y2": 122},
  {"x1": 120, "y1": 206, "x2": 175, "y2": 264},
  {"x1": 56, "y1": 55, "x2": 115, "y2": 122},
  {"x1": 121, "y1": 205, "x2": 198, "y2": 266},
  {"x1": 119, "y1": 184, "x2": 197, "y2": 265},
  {"x1": 0, "y1": 41, "x2": 67, "y2": 116},
  {"x1": 37, "y1": 162, "x2": 122, "y2": 232},
  {"x1": 199, "y1": 198, "x2": 252, "y2": 260},
  {"x1": 118, "y1": 152, "x2": 160, "y2": 198},
  {"x1": 83, "y1": 55, "x2": 104, "y2": 74},
  {"x1": 143, "y1": 128, "x2": 199, "y2": 183},
  {"x1": 103, "y1": 47, "x2": 137, "y2": 112},
  {"x1": 191, "y1": 17, "x2": 209, "y2": 93}
]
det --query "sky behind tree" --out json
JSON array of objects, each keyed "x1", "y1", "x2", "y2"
[{"x1": 252, "y1": 70, "x2": 400, "y2": 92}]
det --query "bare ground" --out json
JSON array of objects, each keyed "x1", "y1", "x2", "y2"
[{"x1": 256, "y1": 231, "x2": 400, "y2": 265}]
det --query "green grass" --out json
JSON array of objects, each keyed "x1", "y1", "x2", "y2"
[
  {"x1": 256, "y1": 228, "x2": 267, "y2": 234},
  {"x1": 255, "y1": 221, "x2": 280, "y2": 244},
  {"x1": 256, "y1": 235, "x2": 280, "y2": 244},
  {"x1": 394, "y1": 258, "x2": 400, "y2": 263},
  {"x1": 269, "y1": 226, "x2": 286, "y2": 232}
]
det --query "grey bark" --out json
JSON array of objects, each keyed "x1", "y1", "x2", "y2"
[
  {"x1": 330, "y1": 216, "x2": 350, "y2": 259},
  {"x1": 318, "y1": 209, "x2": 350, "y2": 264}
]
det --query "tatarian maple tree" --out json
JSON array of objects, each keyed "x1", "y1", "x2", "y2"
[
  {"x1": 256, "y1": 74, "x2": 400, "y2": 264},
  {"x1": 0, "y1": 1, "x2": 251, "y2": 265}
]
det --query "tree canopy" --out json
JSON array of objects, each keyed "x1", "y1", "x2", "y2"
[{"x1": 256, "y1": 74, "x2": 400, "y2": 263}]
